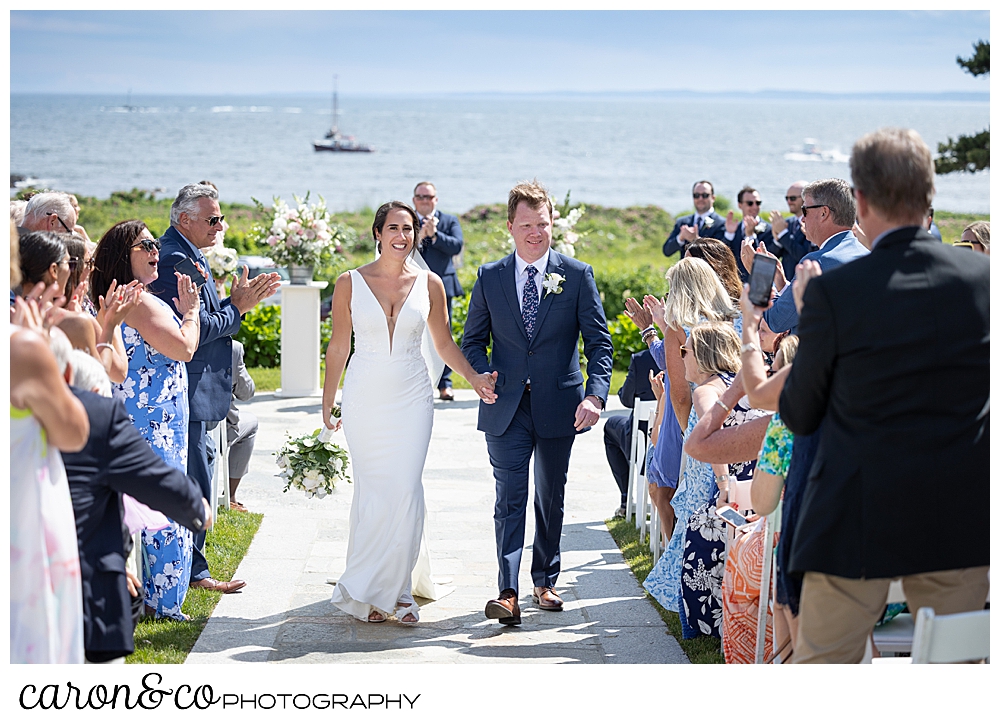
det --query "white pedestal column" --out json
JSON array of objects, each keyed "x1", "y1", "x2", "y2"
[{"x1": 276, "y1": 281, "x2": 328, "y2": 398}]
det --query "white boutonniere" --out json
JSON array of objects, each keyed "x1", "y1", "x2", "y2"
[
  {"x1": 702, "y1": 216, "x2": 714, "y2": 228},
  {"x1": 754, "y1": 221, "x2": 767, "y2": 235},
  {"x1": 542, "y1": 273, "x2": 565, "y2": 297}
]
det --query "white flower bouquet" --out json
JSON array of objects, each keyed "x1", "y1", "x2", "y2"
[
  {"x1": 252, "y1": 192, "x2": 345, "y2": 268},
  {"x1": 275, "y1": 411, "x2": 351, "y2": 499},
  {"x1": 203, "y1": 244, "x2": 239, "y2": 279}
]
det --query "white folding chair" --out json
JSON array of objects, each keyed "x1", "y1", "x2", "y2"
[
  {"x1": 627, "y1": 400, "x2": 656, "y2": 530},
  {"x1": 647, "y1": 405, "x2": 661, "y2": 562},
  {"x1": 209, "y1": 423, "x2": 230, "y2": 528},
  {"x1": 911, "y1": 607, "x2": 990, "y2": 664},
  {"x1": 754, "y1": 511, "x2": 777, "y2": 663}
]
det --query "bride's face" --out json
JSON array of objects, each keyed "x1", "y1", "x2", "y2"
[{"x1": 376, "y1": 209, "x2": 416, "y2": 257}]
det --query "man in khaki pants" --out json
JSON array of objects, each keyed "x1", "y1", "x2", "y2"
[{"x1": 778, "y1": 127, "x2": 990, "y2": 663}]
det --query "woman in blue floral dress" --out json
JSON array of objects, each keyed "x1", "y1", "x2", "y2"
[{"x1": 90, "y1": 220, "x2": 203, "y2": 621}]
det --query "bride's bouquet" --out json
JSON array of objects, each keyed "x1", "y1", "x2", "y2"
[{"x1": 275, "y1": 408, "x2": 351, "y2": 499}]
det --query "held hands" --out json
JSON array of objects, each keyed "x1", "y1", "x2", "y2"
[
  {"x1": 574, "y1": 395, "x2": 602, "y2": 431},
  {"x1": 792, "y1": 260, "x2": 822, "y2": 314},
  {"x1": 173, "y1": 272, "x2": 202, "y2": 317},
  {"x1": 230, "y1": 266, "x2": 283, "y2": 315},
  {"x1": 472, "y1": 371, "x2": 499, "y2": 404}
]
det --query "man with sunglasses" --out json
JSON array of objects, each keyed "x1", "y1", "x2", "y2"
[
  {"x1": 21, "y1": 191, "x2": 79, "y2": 235},
  {"x1": 769, "y1": 181, "x2": 816, "y2": 280},
  {"x1": 723, "y1": 186, "x2": 781, "y2": 281},
  {"x1": 662, "y1": 180, "x2": 727, "y2": 258},
  {"x1": 154, "y1": 183, "x2": 282, "y2": 595},
  {"x1": 759, "y1": 178, "x2": 868, "y2": 334}
]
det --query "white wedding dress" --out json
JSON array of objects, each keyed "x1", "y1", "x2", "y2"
[{"x1": 331, "y1": 265, "x2": 451, "y2": 621}]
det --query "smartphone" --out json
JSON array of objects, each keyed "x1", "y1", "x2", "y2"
[
  {"x1": 174, "y1": 257, "x2": 208, "y2": 288},
  {"x1": 748, "y1": 253, "x2": 778, "y2": 307},
  {"x1": 715, "y1": 505, "x2": 748, "y2": 528}
]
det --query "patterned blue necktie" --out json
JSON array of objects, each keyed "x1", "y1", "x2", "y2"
[{"x1": 522, "y1": 265, "x2": 539, "y2": 340}]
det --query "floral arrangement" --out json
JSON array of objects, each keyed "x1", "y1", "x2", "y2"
[
  {"x1": 203, "y1": 244, "x2": 239, "y2": 279},
  {"x1": 251, "y1": 192, "x2": 345, "y2": 268},
  {"x1": 275, "y1": 408, "x2": 351, "y2": 499}
]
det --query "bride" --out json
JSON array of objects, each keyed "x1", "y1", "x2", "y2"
[{"x1": 321, "y1": 201, "x2": 497, "y2": 624}]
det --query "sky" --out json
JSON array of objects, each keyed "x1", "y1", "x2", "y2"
[{"x1": 8, "y1": 8, "x2": 992, "y2": 96}]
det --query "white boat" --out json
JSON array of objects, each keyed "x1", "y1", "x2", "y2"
[
  {"x1": 313, "y1": 76, "x2": 373, "y2": 153},
  {"x1": 784, "y1": 138, "x2": 849, "y2": 163}
]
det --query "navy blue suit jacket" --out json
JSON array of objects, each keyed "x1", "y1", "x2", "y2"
[
  {"x1": 724, "y1": 220, "x2": 779, "y2": 281},
  {"x1": 662, "y1": 211, "x2": 727, "y2": 257},
  {"x1": 418, "y1": 210, "x2": 464, "y2": 298},
  {"x1": 762, "y1": 230, "x2": 868, "y2": 334},
  {"x1": 773, "y1": 215, "x2": 816, "y2": 280},
  {"x1": 153, "y1": 226, "x2": 241, "y2": 422},
  {"x1": 779, "y1": 227, "x2": 989, "y2": 579},
  {"x1": 617, "y1": 349, "x2": 658, "y2": 408},
  {"x1": 462, "y1": 251, "x2": 613, "y2": 438},
  {"x1": 63, "y1": 389, "x2": 205, "y2": 659}
]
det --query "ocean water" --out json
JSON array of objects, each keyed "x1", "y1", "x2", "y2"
[{"x1": 10, "y1": 93, "x2": 990, "y2": 214}]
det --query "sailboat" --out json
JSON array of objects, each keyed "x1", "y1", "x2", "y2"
[{"x1": 313, "y1": 76, "x2": 373, "y2": 153}]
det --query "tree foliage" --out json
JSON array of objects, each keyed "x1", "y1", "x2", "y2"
[{"x1": 936, "y1": 40, "x2": 989, "y2": 175}]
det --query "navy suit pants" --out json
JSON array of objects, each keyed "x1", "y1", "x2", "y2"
[
  {"x1": 603, "y1": 413, "x2": 632, "y2": 507},
  {"x1": 485, "y1": 389, "x2": 575, "y2": 594},
  {"x1": 187, "y1": 420, "x2": 212, "y2": 582}
]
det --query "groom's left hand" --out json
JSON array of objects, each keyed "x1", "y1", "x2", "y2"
[{"x1": 574, "y1": 395, "x2": 603, "y2": 431}]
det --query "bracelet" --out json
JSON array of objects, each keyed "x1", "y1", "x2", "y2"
[
  {"x1": 715, "y1": 398, "x2": 732, "y2": 414},
  {"x1": 640, "y1": 325, "x2": 656, "y2": 337},
  {"x1": 181, "y1": 318, "x2": 197, "y2": 326},
  {"x1": 96, "y1": 342, "x2": 113, "y2": 351},
  {"x1": 740, "y1": 342, "x2": 760, "y2": 354}
]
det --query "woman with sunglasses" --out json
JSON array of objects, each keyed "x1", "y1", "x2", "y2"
[{"x1": 90, "y1": 219, "x2": 202, "y2": 622}]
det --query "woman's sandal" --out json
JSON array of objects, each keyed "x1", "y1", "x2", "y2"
[
  {"x1": 367, "y1": 609, "x2": 387, "y2": 623},
  {"x1": 395, "y1": 601, "x2": 419, "y2": 625}
]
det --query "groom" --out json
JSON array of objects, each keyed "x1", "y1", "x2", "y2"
[{"x1": 462, "y1": 180, "x2": 613, "y2": 625}]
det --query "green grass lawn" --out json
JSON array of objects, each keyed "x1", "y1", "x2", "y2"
[
  {"x1": 606, "y1": 516, "x2": 725, "y2": 664},
  {"x1": 127, "y1": 506, "x2": 263, "y2": 664}
]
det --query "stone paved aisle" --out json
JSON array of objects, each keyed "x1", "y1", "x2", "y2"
[{"x1": 186, "y1": 389, "x2": 688, "y2": 664}]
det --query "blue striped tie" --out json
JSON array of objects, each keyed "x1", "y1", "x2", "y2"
[{"x1": 522, "y1": 265, "x2": 539, "y2": 340}]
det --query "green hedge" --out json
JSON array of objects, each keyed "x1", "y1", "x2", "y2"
[{"x1": 234, "y1": 305, "x2": 333, "y2": 368}]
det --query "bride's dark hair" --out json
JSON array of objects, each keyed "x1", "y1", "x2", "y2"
[{"x1": 372, "y1": 201, "x2": 420, "y2": 253}]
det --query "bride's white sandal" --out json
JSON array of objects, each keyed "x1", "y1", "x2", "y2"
[
  {"x1": 367, "y1": 609, "x2": 387, "y2": 623},
  {"x1": 395, "y1": 601, "x2": 420, "y2": 625}
]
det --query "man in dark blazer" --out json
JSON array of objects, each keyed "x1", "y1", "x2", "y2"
[
  {"x1": 723, "y1": 186, "x2": 781, "y2": 281},
  {"x1": 62, "y1": 387, "x2": 209, "y2": 662},
  {"x1": 413, "y1": 181, "x2": 465, "y2": 400},
  {"x1": 463, "y1": 181, "x2": 613, "y2": 625},
  {"x1": 604, "y1": 349, "x2": 658, "y2": 519},
  {"x1": 769, "y1": 180, "x2": 817, "y2": 280},
  {"x1": 154, "y1": 183, "x2": 280, "y2": 593},
  {"x1": 779, "y1": 128, "x2": 990, "y2": 664},
  {"x1": 757, "y1": 178, "x2": 869, "y2": 334},
  {"x1": 662, "y1": 180, "x2": 727, "y2": 257}
]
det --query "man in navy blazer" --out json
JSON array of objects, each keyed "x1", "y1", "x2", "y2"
[
  {"x1": 758, "y1": 179, "x2": 869, "y2": 334},
  {"x1": 723, "y1": 186, "x2": 781, "y2": 281},
  {"x1": 662, "y1": 180, "x2": 727, "y2": 257},
  {"x1": 413, "y1": 181, "x2": 465, "y2": 400},
  {"x1": 462, "y1": 181, "x2": 613, "y2": 625},
  {"x1": 153, "y1": 183, "x2": 280, "y2": 593},
  {"x1": 769, "y1": 180, "x2": 817, "y2": 280},
  {"x1": 63, "y1": 387, "x2": 209, "y2": 662}
]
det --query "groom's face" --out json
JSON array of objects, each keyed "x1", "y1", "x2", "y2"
[{"x1": 508, "y1": 201, "x2": 552, "y2": 263}]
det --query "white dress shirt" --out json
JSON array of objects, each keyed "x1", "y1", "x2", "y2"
[{"x1": 514, "y1": 249, "x2": 549, "y2": 312}]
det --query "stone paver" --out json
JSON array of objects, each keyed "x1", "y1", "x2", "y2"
[{"x1": 187, "y1": 389, "x2": 688, "y2": 664}]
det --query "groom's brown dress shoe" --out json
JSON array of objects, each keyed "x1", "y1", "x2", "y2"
[
  {"x1": 485, "y1": 588, "x2": 521, "y2": 625},
  {"x1": 532, "y1": 586, "x2": 563, "y2": 611}
]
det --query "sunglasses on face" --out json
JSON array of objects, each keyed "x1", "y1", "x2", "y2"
[
  {"x1": 680, "y1": 345, "x2": 689, "y2": 358},
  {"x1": 801, "y1": 204, "x2": 827, "y2": 217},
  {"x1": 785, "y1": 195, "x2": 800, "y2": 202},
  {"x1": 49, "y1": 213, "x2": 73, "y2": 233},
  {"x1": 130, "y1": 237, "x2": 161, "y2": 253},
  {"x1": 414, "y1": 194, "x2": 436, "y2": 201},
  {"x1": 206, "y1": 215, "x2": 225, "y2": 227},
  {"x1": 692, "y1": 193, "x2": 712, "y2": 200},
  {"x1": 743, "y1": 200, "x2": 762, "y2": 207}
]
